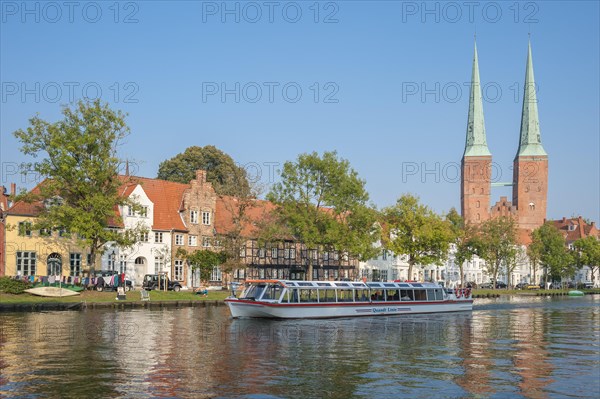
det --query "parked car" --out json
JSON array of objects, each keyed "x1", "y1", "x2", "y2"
[
  {"x1": 95, "y1": 270, "x2": 133, "y2": 292},
  {"x1": 141, "y1": 274, "x2": 182, "y2": 292},
  {"x1": 583, "y1": 281, "x2": 594, "y2": 289},
  {"x1": 495, "y1": 281, "x2": 508, "y2": 289},
  {"x1": 479, "y1": 282, "x2": 492, "y2": 289},
  {"x1": 515, "y1": 282, "x2": 528, "y2": 290}
]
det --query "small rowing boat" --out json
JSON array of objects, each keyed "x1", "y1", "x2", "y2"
[
  {"x1": 225, "y1": 280, "x2": 473, "y2": 319},
  {"x1": 25, "y1": 287, "x2": 80, "y2": 297}
]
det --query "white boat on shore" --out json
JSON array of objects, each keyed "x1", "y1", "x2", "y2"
[
  {"x1": 225, "y1": 280, "x2": 473, "y2": 319},
  {"x1": 25, "y1": 287, "x2": 80, "y2": 297}
]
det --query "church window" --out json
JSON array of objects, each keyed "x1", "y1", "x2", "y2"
[
  {"x1": 476, "y1": 213, "x2": 480, "y2": 220},
  {"x1": 529, "y1": 202, "x2": 535, "y2": 210},
  {"x1": 476, "y1": 201, "x2": 480, "y2": 208}
]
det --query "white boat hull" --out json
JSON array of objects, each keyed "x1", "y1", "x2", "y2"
[
  {"x1": 225, "y1": 299, "x2": 473, "y2": 319},
  {"x1": 25, "y1": 287, "x2": 80, "y2": 297}
]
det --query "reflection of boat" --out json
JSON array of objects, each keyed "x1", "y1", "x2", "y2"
[
  {"x1": 225, "y1": 280, "x2": 473, "y2": 319},
  {"x1": 25, "y1": 287, "x2": 80, "y2": 297},
  {"x1": 568, "y1": 290, "x2": 584, "y2": 296}
]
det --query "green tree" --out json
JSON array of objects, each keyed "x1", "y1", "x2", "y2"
[
  {"x1": 529, "y1": 222, "x2": 573, "y2": 286},
  {"x1": 382, "y1": 194, "x2": 453, "y2": 281},
  {"x1": 13, "y1": 100, "x2": 142, "y2": 275},
  {"x1": 572, "y1": 235, "x2": 600, "y2": 284},
  {"x1": 157, "y1": 145, "x2": 250, "y2": 196},
  {"x1": 446, "y1": 208, "x2": 478, "y2": 288},
  {"x1": 181, "y1": 249, "x2": 226, "y2": 285},
  {"x1": 267, "y1": 151, "x2": 377, "y2": 280},
  {"x1": 527, "y1": 233, "x2": 544, "y2": 285},
  {"x1": 473, "y1": 217, "x2": 517, "y2": 290}
]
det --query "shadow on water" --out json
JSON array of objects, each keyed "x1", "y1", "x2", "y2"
[{"x1": 1, "y1": 296, "x2": 599, "y2": 398}]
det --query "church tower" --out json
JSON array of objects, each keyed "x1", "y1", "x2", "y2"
[
  {"x1": 461, "y1": 42, "x2": 492, "y2": 224},
  {"x1": 512, "y1": 41, "x2": 548, "y2": 230}
]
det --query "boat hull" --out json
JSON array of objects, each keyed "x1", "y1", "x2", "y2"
[
  {"x1": 225, "y1": 299, "x2": 473, "y2": 319},
  {"x1": 25, "y1": 287, "x2": 80, "y2": 297}
]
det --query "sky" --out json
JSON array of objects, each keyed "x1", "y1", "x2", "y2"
[{"x1": 1, "y1": 0, "x2": 599, "y2": 222}]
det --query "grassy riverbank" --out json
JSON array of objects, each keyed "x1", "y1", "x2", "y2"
[{"x1": 0, "y1": 289, "x2": 231, "y2": 304}]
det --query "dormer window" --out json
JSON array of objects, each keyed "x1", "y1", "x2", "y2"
[{"x1": 568, "y1": 224, "x2": 577, "y2": 231}]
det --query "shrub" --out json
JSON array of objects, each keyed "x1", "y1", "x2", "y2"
[{"x1": 0, "y1": 277, "x2": 32, "y2": 294}]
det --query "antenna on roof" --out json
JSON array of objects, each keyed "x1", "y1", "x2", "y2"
[{"x1": 125, "y1": 160, "x2": 130, "y2": 176}]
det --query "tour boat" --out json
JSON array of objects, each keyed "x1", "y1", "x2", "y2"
[{"x1": 225, "y1": 280, "x2": 473, "y2": 319}]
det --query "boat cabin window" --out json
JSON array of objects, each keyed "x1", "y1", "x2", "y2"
[
  {"x1": 414, "y1": 289, "x2": 426, "y2": 301},
  {"x1": 426, "y1": 289, "x2": 435, "y2": 301},
  {"x1": 284, "y1": 288, "x2": 300, "y2": 303},
  {"x1": 355, "y1": 289, "x2": 369, "y2": 301},
  {"x1": 261, "y1": 284, "x2": 284, "y2": 301},
  {"x1": 400, "y1": 289, "x2": 414, "y2": 301},
  {"x1": 299, "y1": 289, "x2": 318, "y2": 302},
  {"x1": 319, "y1": 289, "x2": 336, "y2": 302},
  {"x1": 338, "y1": 289, "x2": 354, "y2": 302},
  {"x1": 434, "y1": 288, "x2": 443, "y2": 300},
  {"x1": 386, "y1": 290, "x2": 400, "y2": 301},
  {"x1": 371, "y1": 291, "x2": 385, "y2": 301},
  {"x1": 242, "y1": 284, "x2": 266, "y2": 300}
]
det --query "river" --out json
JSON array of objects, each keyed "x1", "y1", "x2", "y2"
[{"x1": 1, "y1": 295, "x2": 599, "y2": 398}]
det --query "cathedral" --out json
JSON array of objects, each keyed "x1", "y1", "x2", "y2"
[{"x1": 461, "y1": 40, "x2": 548, "y2": 234}]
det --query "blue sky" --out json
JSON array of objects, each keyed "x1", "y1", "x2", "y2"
[{"x1": 1, "y1": 0, "x2": 599, "y2": 222}]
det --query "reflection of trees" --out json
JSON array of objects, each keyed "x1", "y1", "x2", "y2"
[{"x1": 455, "y1": 316, "x2": 494, "y2": 396}]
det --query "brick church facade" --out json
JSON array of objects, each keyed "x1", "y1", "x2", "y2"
[{"x1": 461, "y1": 41, "x2": 548, "y2": 236}]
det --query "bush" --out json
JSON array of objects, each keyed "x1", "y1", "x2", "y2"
[{"x1": 0, "y1": 277, "x2": 32, "y2": 294}]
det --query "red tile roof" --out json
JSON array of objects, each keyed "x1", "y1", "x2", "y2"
[
  {"x1": 118, "y1": 176, "x2": 189, "y2": 231},
  {"x1": 215, "y1": 196, "x2": 277, "y2": 238},
  {"x1": 549, "y1": 217, "x2": 599, "y2": 243}
]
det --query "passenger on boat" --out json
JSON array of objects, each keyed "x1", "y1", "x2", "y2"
[{"x1": 401, "y1": 295, "x2": 412, "y2": 301}]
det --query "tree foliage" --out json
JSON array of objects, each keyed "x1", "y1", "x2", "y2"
[
  {"x1": 473, "y1": 217, "x2": 518, "y2": 289},
  {"x1": 267, "y1": 151, "x2": 378, "y2": 280},
  {"x1": 13, "y1": 100, "x2": 142, "y2": 274},
  {"x1": 572, "y1": 235, "x2": 600, "y2": 283},
  {"x1": 382, "y1": 194, "x2": 453, "y2": 281},
  {"x1": 446, "y1": 208, "x2": 478, "y2": 287},
  {"x1": 181, "y1": 249, "x2": 227, "y2": 285},
  {"x1": 529, "y1": 222, "x2": 574, "y2": 284},
  {"x1": 157, "y1": 145, "x2": 250, "y2": 196}
]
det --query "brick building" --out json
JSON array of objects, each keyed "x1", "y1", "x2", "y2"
[{"x1": 461, "y1": 41, "x2": 548, "y2": 236}]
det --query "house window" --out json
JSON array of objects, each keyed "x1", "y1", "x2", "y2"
[
  {"x1": 70, "y1": 253, "x2": 82, "y2": 276},
  {"x1": 128, "y1": 206, "x2": 134, "y2": 216},
  {"x1": 39, "y1": 228, "x2": 51, "y2": 237},
  {"x1": 58, "y1": 227, "x2": 69, "y2": 237},
  {"x1": 140, "y1": 232, "x2": 149, "y2": 242},
  {"x1": 16, "y1": 251, "x2": 36, "y2": 276},
  {"x1": 258, "y1": 248, "x2": 266, "y2": 258},
  {"x1": 211, "y1": 266, "x2": 222, "y2": 282},
  {"x1": 107, "y1": 252, "x2": 115, "y2": 271},
  {"x1": 382, "y1": 250, "x2": 387, "y2": 260},
  {"x1": 239, "y1": 246, "x2": 247, "y2": 257},
  {"x1": 188, "y1": 235, "x2": 198, "y2": 246},
  {"x1": 175, "y1": 234, "x2": 184, "y2": 246},
  {"x1": 311, "y1": 250, "x2": 318, "y2": 260},
  {"x1": 154, "y1": 256, "x2": 164, "y2": 274},
  {"x1": 174, "y1": 259, "x2": 184, "y2": 281},
  {"x1": 202, "y1": 211, "x2": 211, "y2": 225},
  {"x1": 155, "y1": 232, "x2": 163, "y2": 243},
  {"x1": 323, "y1": 252, "x2": 329, "y2": 261},
  {"x1": 18, "y1": 222, "x2": 32, "y2": 237},
  {"x1": 313, "y1": 269, "x2": 319, "y2": 279},
  {"x1": 190, "y1": 210, "x2": 199, "y2": 224},
  {"x1": 271, "y1": 248, "x2": 278, "y2": 259},
  {"x1": 284, "y1": 249, "x2": 290, "y2": 259},
  {"x1": 202, "y1": 237, "x2": 211, "y2": 247},
  {"x1": 380, "y1": 269, "x2": 388, "y2": 282},
  {"x1": 140, "y1": 206, "x2": 148, "y2": 217}
]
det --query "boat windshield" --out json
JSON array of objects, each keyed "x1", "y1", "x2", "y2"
[{"x1": 241, "y1": 283, "x2": 266, "y2": 300}]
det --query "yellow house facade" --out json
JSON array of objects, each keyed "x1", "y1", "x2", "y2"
[{"x1": 4, "y1": 213, "x2": 88, "y2": 277}]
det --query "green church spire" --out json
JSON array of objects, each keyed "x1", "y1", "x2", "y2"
[
  {"x1": 463, "y1": 41, "x2": 491, "y2": 157},
  {"x1": 516, "y1": 41, "x2": 547, "y2": 157}
]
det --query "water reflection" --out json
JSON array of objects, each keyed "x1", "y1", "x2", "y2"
[{"x1": 1, "y1": 296, "x2": 599, "y2": 398}]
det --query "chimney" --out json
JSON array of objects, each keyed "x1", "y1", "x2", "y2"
[
  {"x1": 196, "y1": 170, "x2": 206, "y2": 183},
  {"x1": 10, "y1": 183, "x2": 16, "y2": 196},
  {"x1": 562, "y1": 217, "x2": 566, "y2": 223}
]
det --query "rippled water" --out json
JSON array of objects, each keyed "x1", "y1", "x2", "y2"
[{"x1": 1, "y1": 296, "x2": 599, "y2": 398}]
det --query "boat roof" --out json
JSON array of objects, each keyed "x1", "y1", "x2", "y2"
[{"x1": 244, "y1": 280, "x2": 442, "y2": 289}]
